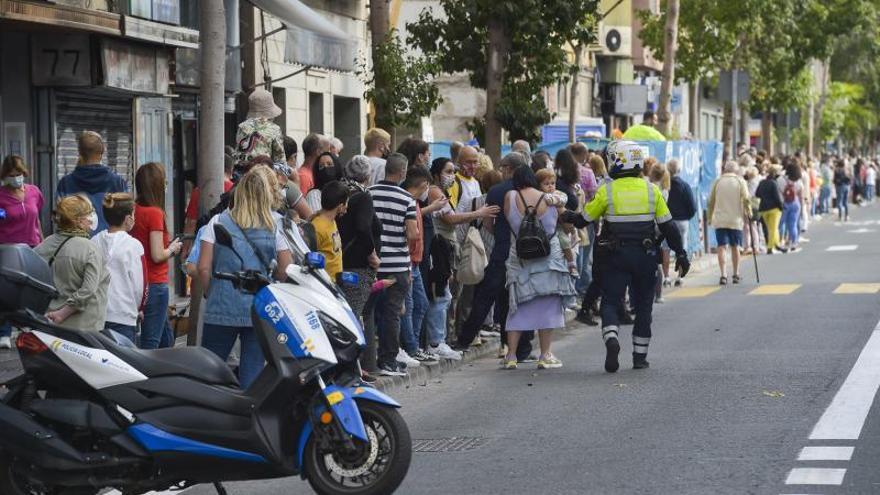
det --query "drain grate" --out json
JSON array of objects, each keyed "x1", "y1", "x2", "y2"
[{"x1": 412, "y1": 437, "x2": 490, "y2": 453}]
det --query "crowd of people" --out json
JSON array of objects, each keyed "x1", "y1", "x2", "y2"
[{"x1": 0, "y1": 87, "x2": 875, "y2": 385}]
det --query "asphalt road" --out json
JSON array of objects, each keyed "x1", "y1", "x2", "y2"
[
  {"x1": 7, "y1": 204, "x2": 880, "y2": 495},
  {"x1": 185, "y1": 203, "x2": 880, "y2": 495}
]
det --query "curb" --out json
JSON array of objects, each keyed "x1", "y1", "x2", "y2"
[{"x1": 374, "y1": 336, "x2": 503, "y2": 392}]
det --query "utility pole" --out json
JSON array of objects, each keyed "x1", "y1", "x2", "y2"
[{"x1": 190, "y1": 0, "x2": 227, "y2": 346}]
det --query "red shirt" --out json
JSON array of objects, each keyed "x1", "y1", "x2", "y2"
[
  {"x1": 298, "y1": 166, "x2": 314, "y2": 195},
  {"x1": 131, "y1": 205, "x2": 170, "y2": 284},
  {"x1": 408, "y1": 203, "x2": 424, "y2": 264},
  {"x1": 185, "y1": 180, "x2": 233, "y2": 221}
]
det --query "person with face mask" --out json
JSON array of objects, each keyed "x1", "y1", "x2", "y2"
[
  {"x1": 305, "y1": 152, "x2": 344, "y2": 214},
  {"x1": 0, "y1": 155, "x2": 45, "y2": 347},
  {"x1": 34, "y1": 194, "x2": 110, "y2": 331},
  {"x1": 364, "y1": 128, "x2": 392, "y2": 186},
  {"x1": 91, "y1": 193, "x2": 146, "y2": 344}
]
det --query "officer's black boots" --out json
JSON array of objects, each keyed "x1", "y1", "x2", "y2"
[
  {"x1": 633, "y1": 353, "x2": 650, "y2": 369},
  {"x1": 604, "y1": 337, "x2": 620, "y2": 373}
]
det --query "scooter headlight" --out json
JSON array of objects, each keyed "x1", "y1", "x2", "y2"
[{"x1": 318, "y1": 312, "x2": 361, "y2": 363}]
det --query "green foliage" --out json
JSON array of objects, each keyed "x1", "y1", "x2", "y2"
[
  {"x1": 407, "y1": 0, "x2": 599, "y2": 142},
  {"x1": 358, "y1": 29, "x2": 442, "y2": 130},
  {"x1": 820, "y1": 82, "x2": 877, "y2": 146},
  {"x1": 639, "y1": 0, "x2": 872, "y2": 115}
]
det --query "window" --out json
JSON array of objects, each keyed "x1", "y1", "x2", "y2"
[{"x1": 309, "y1": 92, "x2": 324, "y2": 134}]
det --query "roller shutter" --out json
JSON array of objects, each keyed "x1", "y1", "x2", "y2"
[{"x1": 55, "y1": 92, "x2": 134, "y2": 184}]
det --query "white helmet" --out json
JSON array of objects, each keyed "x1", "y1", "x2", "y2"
[{"x1": 607, "y1": 140, "x2": 648, "y2": 178}]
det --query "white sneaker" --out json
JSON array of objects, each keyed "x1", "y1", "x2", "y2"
[
  {"x1": 396, "y1": 349, "x2": 421, "y2": 368},
  {"x1": 432, "y1": 343, "x2": 462, "y2": 361},
  {"x1": 0, "y1": 336, "x2": 10, "y2": 349}
]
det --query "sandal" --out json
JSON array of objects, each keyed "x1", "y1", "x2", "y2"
[
  {"x1": 502, "y1": 356, "x2": 518, "y2": 370},
  {"x1": 732, "y1": 274, "x2": 741, "y2": 284},
  {"x1": 719, "y1": 276, "x2": 728, "y2": 286}
]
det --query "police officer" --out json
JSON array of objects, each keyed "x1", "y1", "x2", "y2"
[{"x1": 582, "y1": 141, "x2": 690, "y2": 372}]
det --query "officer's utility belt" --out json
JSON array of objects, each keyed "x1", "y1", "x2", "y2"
[{"x1": 598, "y1": 236, "x2": 655, "y2": 251}]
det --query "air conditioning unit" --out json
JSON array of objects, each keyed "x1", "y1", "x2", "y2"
[{"x1": 598, "y1": 23, "x2": 632, "y2": 57}]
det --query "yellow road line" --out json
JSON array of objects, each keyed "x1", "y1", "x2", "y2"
[
  {"x1": 833, "y1": 283, "x2": 880, "y2": 294},
  {"x1": 667, "y1": 286, "x2": 721, "y2": 298},
  {"x1": 748, "y1": 284, "x2": 801, "y2": 295}
]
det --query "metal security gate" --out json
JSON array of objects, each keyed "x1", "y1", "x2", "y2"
[{"x1": 54, "y1": 91, "x2": 134, "y2": 185}]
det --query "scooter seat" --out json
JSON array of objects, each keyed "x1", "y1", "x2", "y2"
[{"x1": 103, "y1": 341, "x2": 239, "y2": 387}]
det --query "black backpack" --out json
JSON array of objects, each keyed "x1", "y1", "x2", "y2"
[{"x1": 513, "y1": 190, "x2": 553, "y2": 260}]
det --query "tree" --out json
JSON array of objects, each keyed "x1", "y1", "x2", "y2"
[
  {"x1": 408, "y1": 0, "x2": 599, "y2": 162},
  {"x1": 359, "y1": 30, "x2": 442, "y2": 131},
  {"x1": 656, "y1": 0, "x2": 679, "y2": 135}
]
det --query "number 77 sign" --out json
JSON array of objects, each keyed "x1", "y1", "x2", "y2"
[{"x1": 31, "y1": 34, "x2": 92, "y2": 87}]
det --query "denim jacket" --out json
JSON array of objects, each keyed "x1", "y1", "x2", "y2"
[{"x1": 203, "y1": 212, "x2": 277, "y2": 327}]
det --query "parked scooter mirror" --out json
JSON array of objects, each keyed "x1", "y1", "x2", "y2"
[
  {"x1": 337, "y1": 272, "x2": 360, "y2": 287},
  {"x1": 213, "y1": 224, "x2": 245, "y2": 266},
  {"x1": 305, "y1": 252, "x2": 326, "y2": 270}
]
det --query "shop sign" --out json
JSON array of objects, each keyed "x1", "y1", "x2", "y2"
[
  {"x1": 102, "y1": 39, "x2": 169, "y2": 95},
  {"x1": 31, "y1": 34, "x2": 92, "y2": 87}
]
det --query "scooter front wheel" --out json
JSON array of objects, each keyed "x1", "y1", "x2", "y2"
[{"x1": 304, "y1": 401, "x2": 412, "y2": 495}]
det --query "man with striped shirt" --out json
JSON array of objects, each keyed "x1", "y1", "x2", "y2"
[{"x1": 369, "y1": 153, "x2": 420, "y2": 376}]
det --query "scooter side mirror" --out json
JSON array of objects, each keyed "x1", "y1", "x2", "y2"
[
  {"x1": 213, "y1": 224, "x2": 245, "y2": 267},
  {"x1": 213, "y1": 224, "x2": 234, "y2": 248},
  {"x1": 305, "y1": 252, "x2": 326, "y2": 270}
]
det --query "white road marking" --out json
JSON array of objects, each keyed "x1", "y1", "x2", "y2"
[
  {"x1": 106, "y1": 489, "x2": 190, "y2": 495},
  {"x1": 825, "y1": 245, "x2": 858, "y2": 252},
  {"x1": 797, "y1": 446, "x2": 854, "y2": 461},
  {"x1": 847, "y1": 228, "x2": 875, "y2": 234},
  {"x1": 785, "y1": 468, "x2": 846, "y2": 485},
  {"x1": 810, "y1": 322, "x2": 880, "y2": 440}
]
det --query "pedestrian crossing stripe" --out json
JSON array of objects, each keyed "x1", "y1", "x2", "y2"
[
  {"x1": 834, "y1": 283, "x2": 880, "y2": 294},
  {"x1": 749, "y1": 284, "x2": 801, "y2": 295},
  {"x1": 666, "y1": 286, "x2": 721, "y2": 298},
  {"x1": 827, "y1": 245, "x2": 858, "y2": 251}
]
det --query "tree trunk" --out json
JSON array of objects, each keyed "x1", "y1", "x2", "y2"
[
  {"x1": 812, "y1": 58, "x2": 830, "y2": 151},
  {"x1": 721, "y1": 102, "x2": 731, "y2": 159},
  {"x1": 485, "y1": 18, "x2": 508, "y2": 164},
  {"x1": 194, "y1": 0, "x2": 226, "y2": 346},
  {"x1": 568, "y1": 44, "x2": 583, "y2": 143},
  {"x1": 761, "y1": 110, "x2": 773, "y2": 154},
  {"x1": 688, "y1": 80, "x2": 699, "y2": 139},
  {"x1": 369, "y1": 0, "x2": 391, "y2": 130},
  {"x1": 656, "y1": 0, "x2": 679, "y2": 136}
]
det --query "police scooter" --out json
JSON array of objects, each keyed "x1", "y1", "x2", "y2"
[{"x1": 0, "y1": 219, "x2": 411, "y2": 495}]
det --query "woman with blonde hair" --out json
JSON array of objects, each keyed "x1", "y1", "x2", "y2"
[
  {"x1": 197, "y1": 166, "x2": 292, "y2": 387},
  {"x1": 34, "y1": 194, "x2": 110, "y2": 331},
  {"x1": 131, "y1": 162, "x2": 182, "y2": 349},
  {"x1": 648, "y1": 163, "x2": 671, "y2": 301}
]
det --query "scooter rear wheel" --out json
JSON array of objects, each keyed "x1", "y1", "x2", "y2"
[{"x1": 304, "y1": 401, "x2": 412, "y2": 495}]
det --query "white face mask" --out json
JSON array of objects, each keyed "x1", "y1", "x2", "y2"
[
  {"x1": 87, "y1": 212, "x2": 99, "y2": 232},
  {"x1": 3, "y1": 176, "x2": 24, "y2": 189},
  {"x1": 440, "y1": 174, "x2": 455, "y2": 189},
  {"x1": 419, "y1": 188, "x2": 429, "y2": 202}
]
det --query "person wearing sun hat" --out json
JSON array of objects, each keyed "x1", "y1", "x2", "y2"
[{"x1": 235, "y1": 88, "x2": 286, "y2": 164}]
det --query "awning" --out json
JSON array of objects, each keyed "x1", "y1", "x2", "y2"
[{"x1": 249, "y1": 0, "x2": 357, "y2": 72}]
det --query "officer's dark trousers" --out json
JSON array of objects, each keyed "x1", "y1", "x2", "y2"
[
  {"x1": 599, "y1": 246, "x2": 658, "y2": 356},
  {"x1": 456, "y1": 257, "x2": 533, "y2": 359}
]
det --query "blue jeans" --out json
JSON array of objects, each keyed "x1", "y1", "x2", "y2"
[
  {"x1": 819, "y1": 186, "x2": 832, "y2": 213},
  {"x1": 866, "y1": 184, "x2": 875, "y2": 203},
  {"x1": 202, "y1": 323, "x2": 265, "y2": 388},
  {"x1": 399, "y1": 266, "x2": 429, "y2": 354},
  {"x1": 576, "y1": 225, "x2": 596, "y2": 294},
  {"x1": 140, "y1": 283, "x2": 174, "y2": 349},
  {"x1": 424, "y1": 287, "x2": 452, "y2": 347},
  {"x1": 105, "y1": 322, "x2": 137, "y2": 346},
  {"x1": 782, "y1": 201, "x2": 801, "y2": 246},
  {"x1": 836, "y1": 185, "x2": 850, "y2": 220}
]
